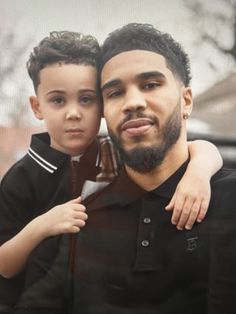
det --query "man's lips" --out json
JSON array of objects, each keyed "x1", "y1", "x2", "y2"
[{"x1": 121, "y1": 118, "x2": 154, "y2": 135}]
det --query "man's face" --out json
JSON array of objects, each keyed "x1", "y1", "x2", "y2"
[
  {"x1": 101, "y1": 50, "x2": 192, "y2": 172},
  {"x1": 30, "y1": 63, "x2": 101, "y2": 156}
]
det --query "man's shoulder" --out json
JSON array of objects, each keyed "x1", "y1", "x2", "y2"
[
  {"x1": 209, "y1": 167, "x2": 236, "y2": 218},
  {"x1": 211, "y1": 167, "x2": 236, "y2": 187}
]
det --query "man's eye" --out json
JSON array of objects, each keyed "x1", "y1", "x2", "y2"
[
  {"x1": 143, "y1": 82, "x2": 160, "y2": 90},
  {"x1": 107, "y1": 90, "x2": 122, "y2": 99}
]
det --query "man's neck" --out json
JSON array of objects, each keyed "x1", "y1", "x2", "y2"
[{"x1": 125, "y1": 144, "x2": 189, "y2": 191}]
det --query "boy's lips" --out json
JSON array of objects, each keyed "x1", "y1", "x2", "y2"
[
  {"x1": 66, "y1": 128, "x2": 84, "y2": 134},
  {"x1": 121, "y1": 118, "x2": 154, "y2": 135}
]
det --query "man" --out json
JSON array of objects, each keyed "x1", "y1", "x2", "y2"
[{"x1": 69, "y1": 23, "x2": 236, "y2": 313}]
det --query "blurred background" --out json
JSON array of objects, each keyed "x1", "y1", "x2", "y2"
[{"x1": 0, "y1": 0, "x2": 236, "y2": 177}]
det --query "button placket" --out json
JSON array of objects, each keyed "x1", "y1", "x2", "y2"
[
  {"x1": 134, "y1": 196, "x2": 157, "y2": 270},
  {"x1": 141, "y1": 240, "x2": 150, "y2": 247},
  {"x1": 143, "y1": 217, "x2": 151, "y2": 224}
]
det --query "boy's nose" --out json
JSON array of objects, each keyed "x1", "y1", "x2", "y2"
[{"x1": 66, "y1": 105, "x2": 82, "y2": 120}]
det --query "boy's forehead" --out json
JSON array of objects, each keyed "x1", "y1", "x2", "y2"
[
  {"x1": 37, "y1": 63, "x2": 98, "y2": 92},
  {"x1": 39, "y1": 62, "x2": 97, "y2": 77}
]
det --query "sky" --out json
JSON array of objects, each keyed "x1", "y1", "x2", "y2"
[
  {"x1": 0, "y1": 0, "x2": 206, "y2": 92},
  {"x1": 1, "y1": 0, "x2": 188, "y2": 43},
  {"x1": 0, "y1": 0, "x2": 235, "y2": 126}
]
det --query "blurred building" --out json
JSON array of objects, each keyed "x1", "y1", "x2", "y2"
[
  {"x1": 0, "y1": 127, "x2": 43, "y2": 178},
  {"x1": 188, "y1": 72, "x2": 236, "y2": 169}
]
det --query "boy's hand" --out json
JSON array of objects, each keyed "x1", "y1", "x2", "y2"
[
  {"x1": 165, "y1": 174, "x2": 210, "y2": 231},
  {"x1": 39, "y1": 197, "x2": 88, "y2": 237}
]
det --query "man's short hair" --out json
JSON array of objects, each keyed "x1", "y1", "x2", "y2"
[
  {"x1": 27, "y1": 31, "x2": 100, "y2": 92},
  {"x1": 99, "y1": 23, "x2": 191, "y2": 86}
]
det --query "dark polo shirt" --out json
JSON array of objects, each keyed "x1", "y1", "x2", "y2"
[
  {"x1": 71, "y1": 163, "x2": 236, "y2": 314},
  {"x1": 11, "y1": 162, "x2": 236, "y2": 314}
]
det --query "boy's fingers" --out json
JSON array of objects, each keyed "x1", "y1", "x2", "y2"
[
  {"x1": 74, "y1": 212, "x2": 88, "y2": 220},
  {"x1": 67, "y1": 196, "x2": 82, "y2": 204},
  {"x1": 197, "y1": 199, "x2": 209, "y2": 223},
  {"x1": 165, "y1": 193, "x2": 176, "y2": 211},
  {"x1": 70, "y1": 226, "x2": 80, "y2": 233},
  {"x1": 184, "y1": 200, "x2": 201, "y2": 230},
  {"x1": 175, "y1": 198, "x2": 193, "y2": 230},
  {"x1": 171, "y1": 196, "x2": 185, "y2": 225}
]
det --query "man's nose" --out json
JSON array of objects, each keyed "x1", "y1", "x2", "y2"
[{"x1": 122, "y1": 87, "x2": 147, "y2": 113}]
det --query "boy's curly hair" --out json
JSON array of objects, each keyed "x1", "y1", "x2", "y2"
[{"x1": 27, "y1": 31, "x2": 100, "y2": 92}]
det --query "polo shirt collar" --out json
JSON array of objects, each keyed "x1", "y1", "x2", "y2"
[
  {"x1": 151, "y1": 159, "x2": 189, "y2": 198},
  {"x1": 86, "y1": 160, "x2": 189, "y2": 211}
]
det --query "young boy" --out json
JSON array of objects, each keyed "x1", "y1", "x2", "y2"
[{"x1": 0, "y1": 31, "x2": 222, "y2": 313}]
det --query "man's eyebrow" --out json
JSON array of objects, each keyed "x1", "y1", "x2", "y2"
[
  {"x1": 101, "y1": 79, "x2": 121, "y2": 93},
  {"x1": 101, "y1": 71, "x2": 166, "y2": 92},
  {"x1": 136, "y1": 71, "x2": 166, "y2": 80}
]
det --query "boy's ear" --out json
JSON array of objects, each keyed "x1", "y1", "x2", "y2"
[
  {"x1": 29, "y1": 96, "x2": 43, "y2": 120},
  {"x1": 182, "y1": 86, "x2": 193, "y2": 118}
]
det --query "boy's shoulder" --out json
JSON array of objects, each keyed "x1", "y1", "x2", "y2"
[{"x1": 1, "y1": 132, "x2": 70, "y2": 185}]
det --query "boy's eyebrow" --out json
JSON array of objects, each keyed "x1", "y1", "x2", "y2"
[
  {"x1": 46, "y1": 88, "x2": 97, "y2": 96},
  {"x1": 101, "y1": 71, "x2": 166, "y2": 93},
  {"x1": 46, "y1": 90, "x2": 66, "y2": 95}
]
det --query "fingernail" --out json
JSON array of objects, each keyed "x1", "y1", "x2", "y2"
[
  {"x1": 177, "y1": 226, "x2": 183, "y2": 231},
  {"x1": 185, "y1": 225, "x2": 192, "y2": 230},
  {"x1": 197, "y1": 219, "x2": 202, "y2": 223}
]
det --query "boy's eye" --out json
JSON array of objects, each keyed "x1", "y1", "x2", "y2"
[
  {"x1": 80, "y1": 95, "x2": 95, "y2": 105},
  {"x1": 51, "y1": 97, "x2": 65, "y2": 106}
]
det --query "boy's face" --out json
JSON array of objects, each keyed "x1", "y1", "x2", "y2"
[{"x1": 30, "y1": 63, "x2": 101, "y2": 156}]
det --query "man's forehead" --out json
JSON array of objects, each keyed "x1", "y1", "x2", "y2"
[
  {"x1": 101, "y1": 50, "x2": 170, "y2": 84},
  {"x1": 102, "y1": 49, "x2": 166, "y2": 67}
]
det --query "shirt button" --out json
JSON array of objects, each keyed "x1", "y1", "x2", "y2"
[
  {"x1": 143, "y1": 217, "x2": 151, "y2": 224},
  {"x1": 141, "y1": 240, "x2": 149, "y2": 247}
]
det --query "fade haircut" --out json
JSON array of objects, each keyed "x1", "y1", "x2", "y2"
[
  {"x1": 27, "y1": 31, "x2": 100, "y2": 92},
  {"x1": 99, "y1": 23, "x2": 191, "y2": 86}
]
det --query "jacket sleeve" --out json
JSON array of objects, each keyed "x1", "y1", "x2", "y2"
[{"x1": 0, "y1": 161, "x2": 36, "y2": 310}]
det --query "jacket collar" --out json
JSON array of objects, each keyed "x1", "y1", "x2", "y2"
[{"x1": 28, "y1": 132, "x2": 100, "y2": 174}]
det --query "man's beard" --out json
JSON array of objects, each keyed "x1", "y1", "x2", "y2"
[{"x1": 108, "y1": 104, "x2": 182, "y2": 173}]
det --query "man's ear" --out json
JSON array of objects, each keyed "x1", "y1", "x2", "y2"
[
  {"x1": 182, "y1": 86, "x2": 193, "y2": 118},
  {"x1": 29, "y1": 96, "x2": 43, "y2": 120}
]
